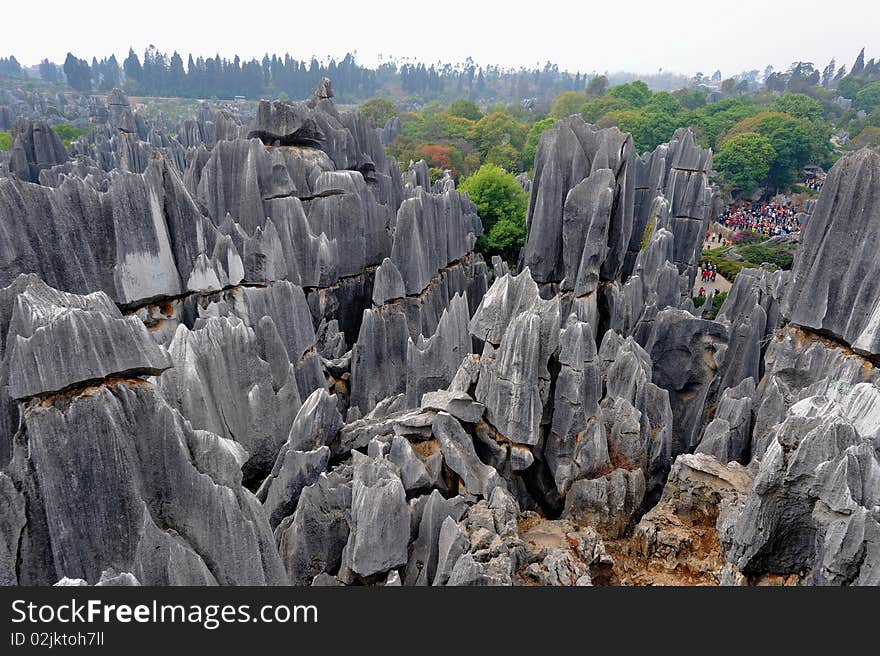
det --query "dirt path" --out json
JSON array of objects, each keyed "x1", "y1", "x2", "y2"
[
  {"x1": 694, "y1": 240, "x2": 733, "y2": 298},
  {"x1": 693, "y1": 271, "x2": 732, "y2": 298}
]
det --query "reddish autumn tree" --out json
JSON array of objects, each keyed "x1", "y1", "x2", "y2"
[{"x1": 419, "y1": 144, "x2": 453, "y2": 170}]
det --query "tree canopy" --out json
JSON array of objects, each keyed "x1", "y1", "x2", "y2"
[
  {"x1": 607, "y1": 80, "x2": 652, "y2": 108},
  {"x1": 470, "y1": 112, "x2": 527, "y2": 158},
  {"x1": 855, "y1": 82, "x2": 880, "y2": 114},
  {"x1": 714, "y1": 132, "x2": 777, "y2": 195},
  {"x1": 358, "y1": 97, "x2": 398, "y2": 128},
  {"x1": 447, "y1": 99, "x2": 482, "y2": 121},
  {"x1": 769, "y1": 93, "x2": 824, "y2": 121},
  {"x1": 459, "y1": 164, "x2": 528, "y2": 259},
  {"x1": 63, "y1": 53, "x2": 91, "y2": 93},
  {"x1": 551, "y1": 91, "x2": 588, "y2": 118},
  {"x1": 722, "y1": 112, "x2": 816, "y2": 188}
]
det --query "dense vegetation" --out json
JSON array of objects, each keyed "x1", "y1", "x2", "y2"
[
  {"x1": 351, "y1": 53, "x2": 877, "y2": 261},
  {"x1": 459, "y1": 164, "x2": 529, "y2": 259},
  {"x1": 7, "y1": 48, "x2": 688, "y2": 105},
  {"x1": 376, "y1": 78, "x2": 851, "y2": 190},
  {"x1": 51, "y1": 123, "x2": 90, "y2": 147}
]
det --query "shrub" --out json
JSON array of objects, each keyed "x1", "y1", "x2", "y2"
[
  {"x1": 51, "y1": 124, "x2": 89, "y2": 147},
  {"x1": 459, "y1": 164, "x2": 528, "y2": 260},
  {"x1": 731, "y1": 230, "x2": 765, "y2": 244},
  {"x1": 738, "y1": 242, "x2": 794, "y2": 270},
  {"x1": 692, "y1": 291, "x2": 727, "y2": 319}
]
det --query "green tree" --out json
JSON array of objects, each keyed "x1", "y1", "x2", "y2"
[
  {"x1": 725, "y1": 112, "x2": 816, "y2": 188},
  {"x1": 585, "y1": 75, "x2": 608, "y2": 97},
  {"x1": 769, "y1": 93, "x2": 825, "y2": 121},
  {"x1": 770, "y1": 93, "x2": 824, "y2": 121},
  {"x1": 600, "y1": 108, "x2": 678, "y2": 153},
  {"x1": 581, "y1": 95, "x2": 632, "y2": 123},
  {"x1": 387, "y1": 135, "x2": 425, "y2": 165},
  {"x1": 459, "y1": 164, "x2": 528, "y2": 259},
  {"x1": 837, "y1": 75, "x2": 866, "y2": 101},
  {"x1": 522, "y1": 117, "x2": 557, "y2": 170},
  {"x1": 646, "y1": 91, "x2": 681, "y2": 115},
  {"x1": 551, "y1": 91, "x2": 588, "y2": 118},
  {"x1": 448, "y1": 99, "x2": 482, "y2": 121},
  {"x1": 483, "y1": 217, "x2": 526, "y2": 260},
  {"x1": 634, "y1": 110, "x2": 679, "y2": 152},
  {"x1": 51, "y1": 124, "x2": 88, "y2": 147},
  {"x1": 486, "y1": 143, "x2": 520, "y2": 172},
  {"x1": 678, "y1": 89, "x2": 707, "y2": 111},
  {"x1": 0, "y1": 131, "x2": 11, "y2": 151},
  {"x1": 428, "y1": 113, "x2": 474, "y2": 140},
  {"x1": 686, "y1": 97, "x2": 760, "y2": 148},
  {"x1": 607, "y1": 80, "x2": 652, "y2": 108},
  {"x1": 469, "y1": 112, "x2": 527, "y2": 158},
  {"x1": 855, "y1": 82, "x2": 880, "y2": 114},
  {"x1": 463, "y1": 153, "x2": 481, "y2": 177},
  {"x1": 358, "y1": 97, "x2": 397, "y2": 128},
  {"x1": 714, "y1": 132, "x2": 777, "y2": 195}
]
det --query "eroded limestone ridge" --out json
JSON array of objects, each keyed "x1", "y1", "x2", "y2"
[{"x1": 0, "y1": 81, "x2": 877, "y2": 587}]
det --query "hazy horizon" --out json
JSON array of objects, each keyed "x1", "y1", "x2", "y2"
[{"x1": 5, "y1": 0, "x2": 878, "y2": 79}]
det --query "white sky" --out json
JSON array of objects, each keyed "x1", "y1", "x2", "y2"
[{"x1": 5, "y1": 0, "x2": 877, "y2": 77}]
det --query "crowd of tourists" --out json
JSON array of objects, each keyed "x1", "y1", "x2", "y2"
[
  {"x1": 715, "y1": 201, "x2": 800, "y2": 237},
  {"x1": 803, "y1": 177, "x2": 824, "y2": 191},
  {"x1": 699, "y1": 261, "x2": 718, "y2": 284}
]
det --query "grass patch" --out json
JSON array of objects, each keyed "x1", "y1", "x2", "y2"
[
  {"x1": 738, "y1": 242, "x2": 794, "y2": 269},
  {"x1": 0, "y1": 130, "x2": 10, "y2": 151},
  {"x1": 702, "y1": 247, "x2": 754, "y2": 281}
]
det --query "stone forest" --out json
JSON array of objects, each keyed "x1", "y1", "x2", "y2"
[{"x1": 0, "y1": 57, "x2": 878, "y2": 587}]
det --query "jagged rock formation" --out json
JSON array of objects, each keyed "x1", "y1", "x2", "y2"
[
  {"x1": 629, "y1": 453, "x2": 752, "y2": 585},
  {"x1": 8, "y1": 119, "x2": 67, "y2": 183},
  {"x1": 785, "y1": 148, "x2": 880, "y2": 357},
  {"x1": 715, "y1": 149, "x2": 880, "y2": 586},
  {"x1": 1, "y1": 83, "x2": 878, "y2": 587},
  {"x1": 0, "y1": 82, "x2": 492, "y2": 587},
  {"x1": 0, "y1": 276, "x2": 285, "y2": 585}
]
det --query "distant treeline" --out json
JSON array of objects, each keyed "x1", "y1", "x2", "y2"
[{"x1": 0, "y1": 47, "x2": 689, "y2": 103}]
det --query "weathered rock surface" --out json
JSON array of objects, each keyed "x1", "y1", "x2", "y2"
[
  {"x1": 8, "y1": 119, "x2": 67, "y2": 183},
  {"x1": 630, "y1": 453, "x2": 752, "y2": 585},
  {"x1": 785, "y1": 149, "x2": 880, "y2": 356},
  {"x1": 3, "y1": 82, "x2": 880, "y2": 588},
  {"x1": 519, "y1": 117, "x2": 635, "y2": 286},
  {"x1": 8, "y1": 381, "x2": 286, "y2": 585},
  {"x1": 6, "y1": 277, "x2": 171, "y2": 401}
]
